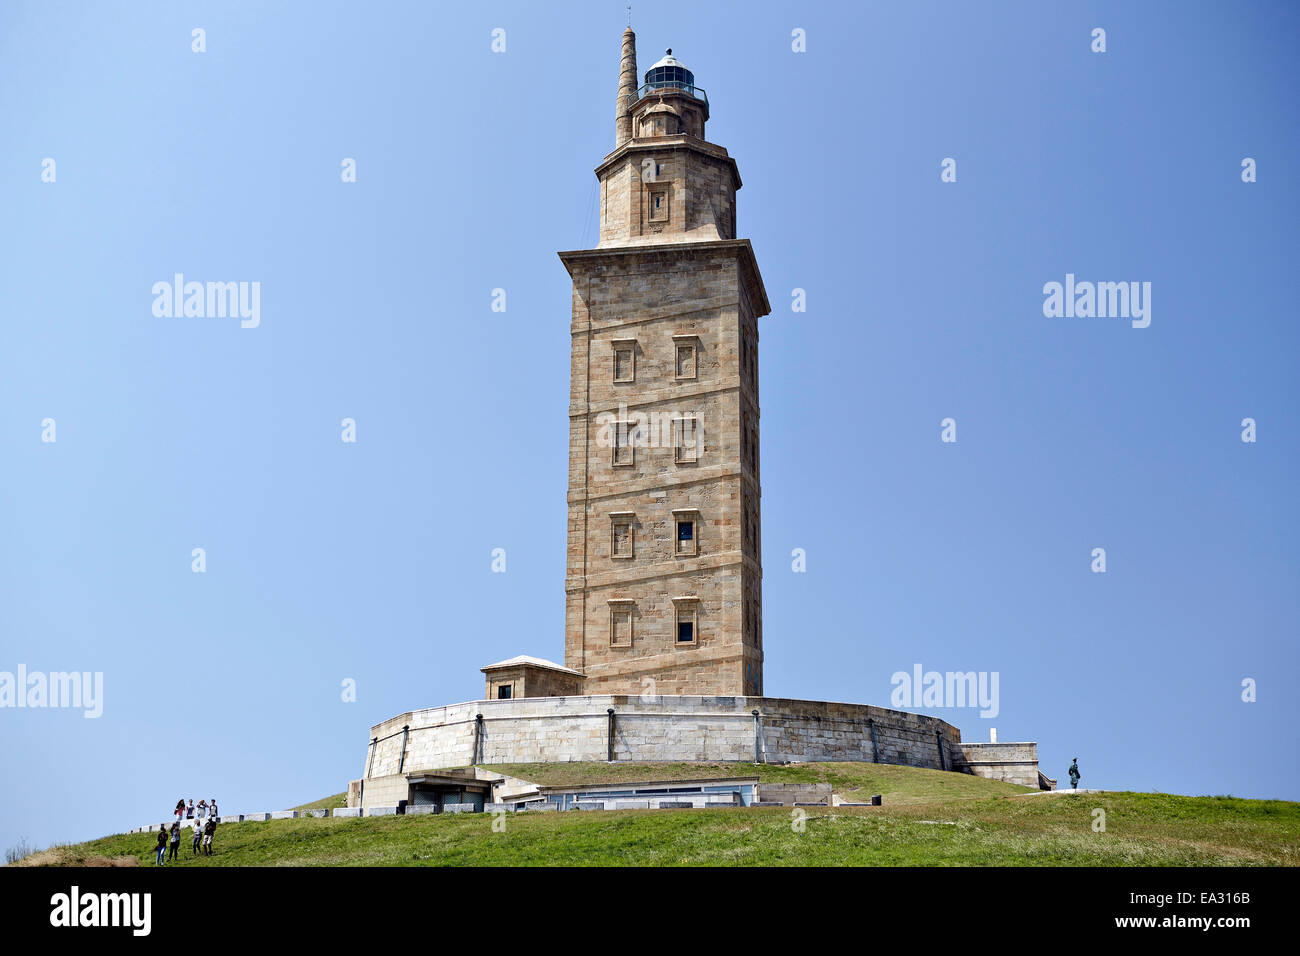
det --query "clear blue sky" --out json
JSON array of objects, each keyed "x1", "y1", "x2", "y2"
[{"x1": 2, "y1": 0, "x2": 1296, "y2": 853}]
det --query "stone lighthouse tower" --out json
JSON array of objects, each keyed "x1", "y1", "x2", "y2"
[
  {"x1": 559, "y1": 28, "x2": 770, "y2": 697},
  {"x1": 353, "y1": 30, "x2": 1046, "y2": 803}
]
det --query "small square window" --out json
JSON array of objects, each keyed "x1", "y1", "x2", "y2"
[
  {"x1": 497, "y1": 685, "x2": 512, "y2": 700},
  {"x1": 677, "y1": 621, "x2": 694, "y2": 643}
]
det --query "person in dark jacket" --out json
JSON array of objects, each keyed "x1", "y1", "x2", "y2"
[
  {"x1": 155, "y1": 826, "x2": 168, "y2": 866},
  {"x1": 201, "y1": 817, "x2": 217, "y2": 856}
]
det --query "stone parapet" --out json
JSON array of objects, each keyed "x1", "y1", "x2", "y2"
[
  {"x1": 949, "y1": 741, "x2": 1043, "y2": 788},
  {"x1": 359, "y1": 694, "x2": 1005, "y2": 782}
]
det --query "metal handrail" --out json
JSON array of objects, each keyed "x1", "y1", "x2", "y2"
[{"x1": 636, "y1": 82, "x2": 707, "y2": 104}]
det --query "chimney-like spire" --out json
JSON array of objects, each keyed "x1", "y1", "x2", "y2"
[{"x1": 615, "y1": 27, "x2": 637, "y2": 147}]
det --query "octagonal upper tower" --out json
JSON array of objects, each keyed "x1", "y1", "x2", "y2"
[{"x1": 599, "y1": 30, "x2": 741, "y2": 248}]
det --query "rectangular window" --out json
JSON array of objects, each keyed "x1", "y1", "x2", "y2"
[
  {"x1": 673, "y1": 598, "x2": 698, "y2": 645},
  {"x1": 675, "y1": 342, "x2": 696, "y2": 379},
  {"x1": 610, "y1": 513, "x2": 634, "y2": 559},
  {"x1": 612, "y1": 338, "x2": 636, "y2": 384},
  {"x1": 497, "y1": 685, "x2": 512, "y2": 700},
  {"x1": 613, "y1": 421, "x2": 634, "y2": 466},
  {"x1": 673, "y1": 509, "x2": 699, "y2": 556},
  {"x1": 674, "y1": 416, "x2": 699, "y2": 464},
  {"x1": 609, "y1": 601, "x2": 634, "y2": 647},
  {"x1": 614, "y1": 348, "x2": 634, "y2": 382},
  {"x1": 649, "y1": 186, "x2": 669, "y2": 222}
]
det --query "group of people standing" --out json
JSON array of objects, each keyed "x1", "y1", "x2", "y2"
[{"x1": 154, "y1": 797, "x2": 220, "y2": 864}]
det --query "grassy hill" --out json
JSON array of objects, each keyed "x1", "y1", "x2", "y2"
[
  {"x1": 14, "y1": 762, "x2": 1300, "y2": 867},
  {"x1": 488, "y1": 760, "x2": 1035, "y2": 803}
]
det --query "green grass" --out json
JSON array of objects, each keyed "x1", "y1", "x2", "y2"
[
  {"x1": 23, "y1": 764, "x2": 1300, "y2": 867},
  {"x1": 292, "y1": 793, "x2": 348, "y2": 812},
  {"x1": 488, "y1": 760, "x2": 1035, "y2": 804}
]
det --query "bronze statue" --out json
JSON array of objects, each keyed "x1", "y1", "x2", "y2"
[{"x1": 1068, "y1": 757, "x2": 1080, "y2": 789}]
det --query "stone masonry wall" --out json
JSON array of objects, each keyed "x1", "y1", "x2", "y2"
[
  {"x1": 949, "y1": 741, "x2": 1042, "y2": 788},
  {"x1": 562, "y1": 243, "x2": 767, "y2": 697},
  {"x1": 361, "y1": 695, "x2": 972, "y2": 781}
]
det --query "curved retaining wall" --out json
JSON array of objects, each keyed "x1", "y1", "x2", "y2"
[{"x1": 361, "y1": 695, "x2": 965, "y2": 779}]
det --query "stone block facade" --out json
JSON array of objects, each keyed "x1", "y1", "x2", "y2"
[
  {"x1": 355, "y1": 695, "x2": 1007, "y2": 799},
  {"x1": 561, "y1": 241, "x2": 768, "y2": 697},
  {"x1": 554, "y1": 29, "x2": 770, "y2": 700},
  {"x1": 949, "y1": 741, "x2": 1043, "y2": 788},
  {"x1": 481, "y1": 656, "x2": 585, "y2": 701}
]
